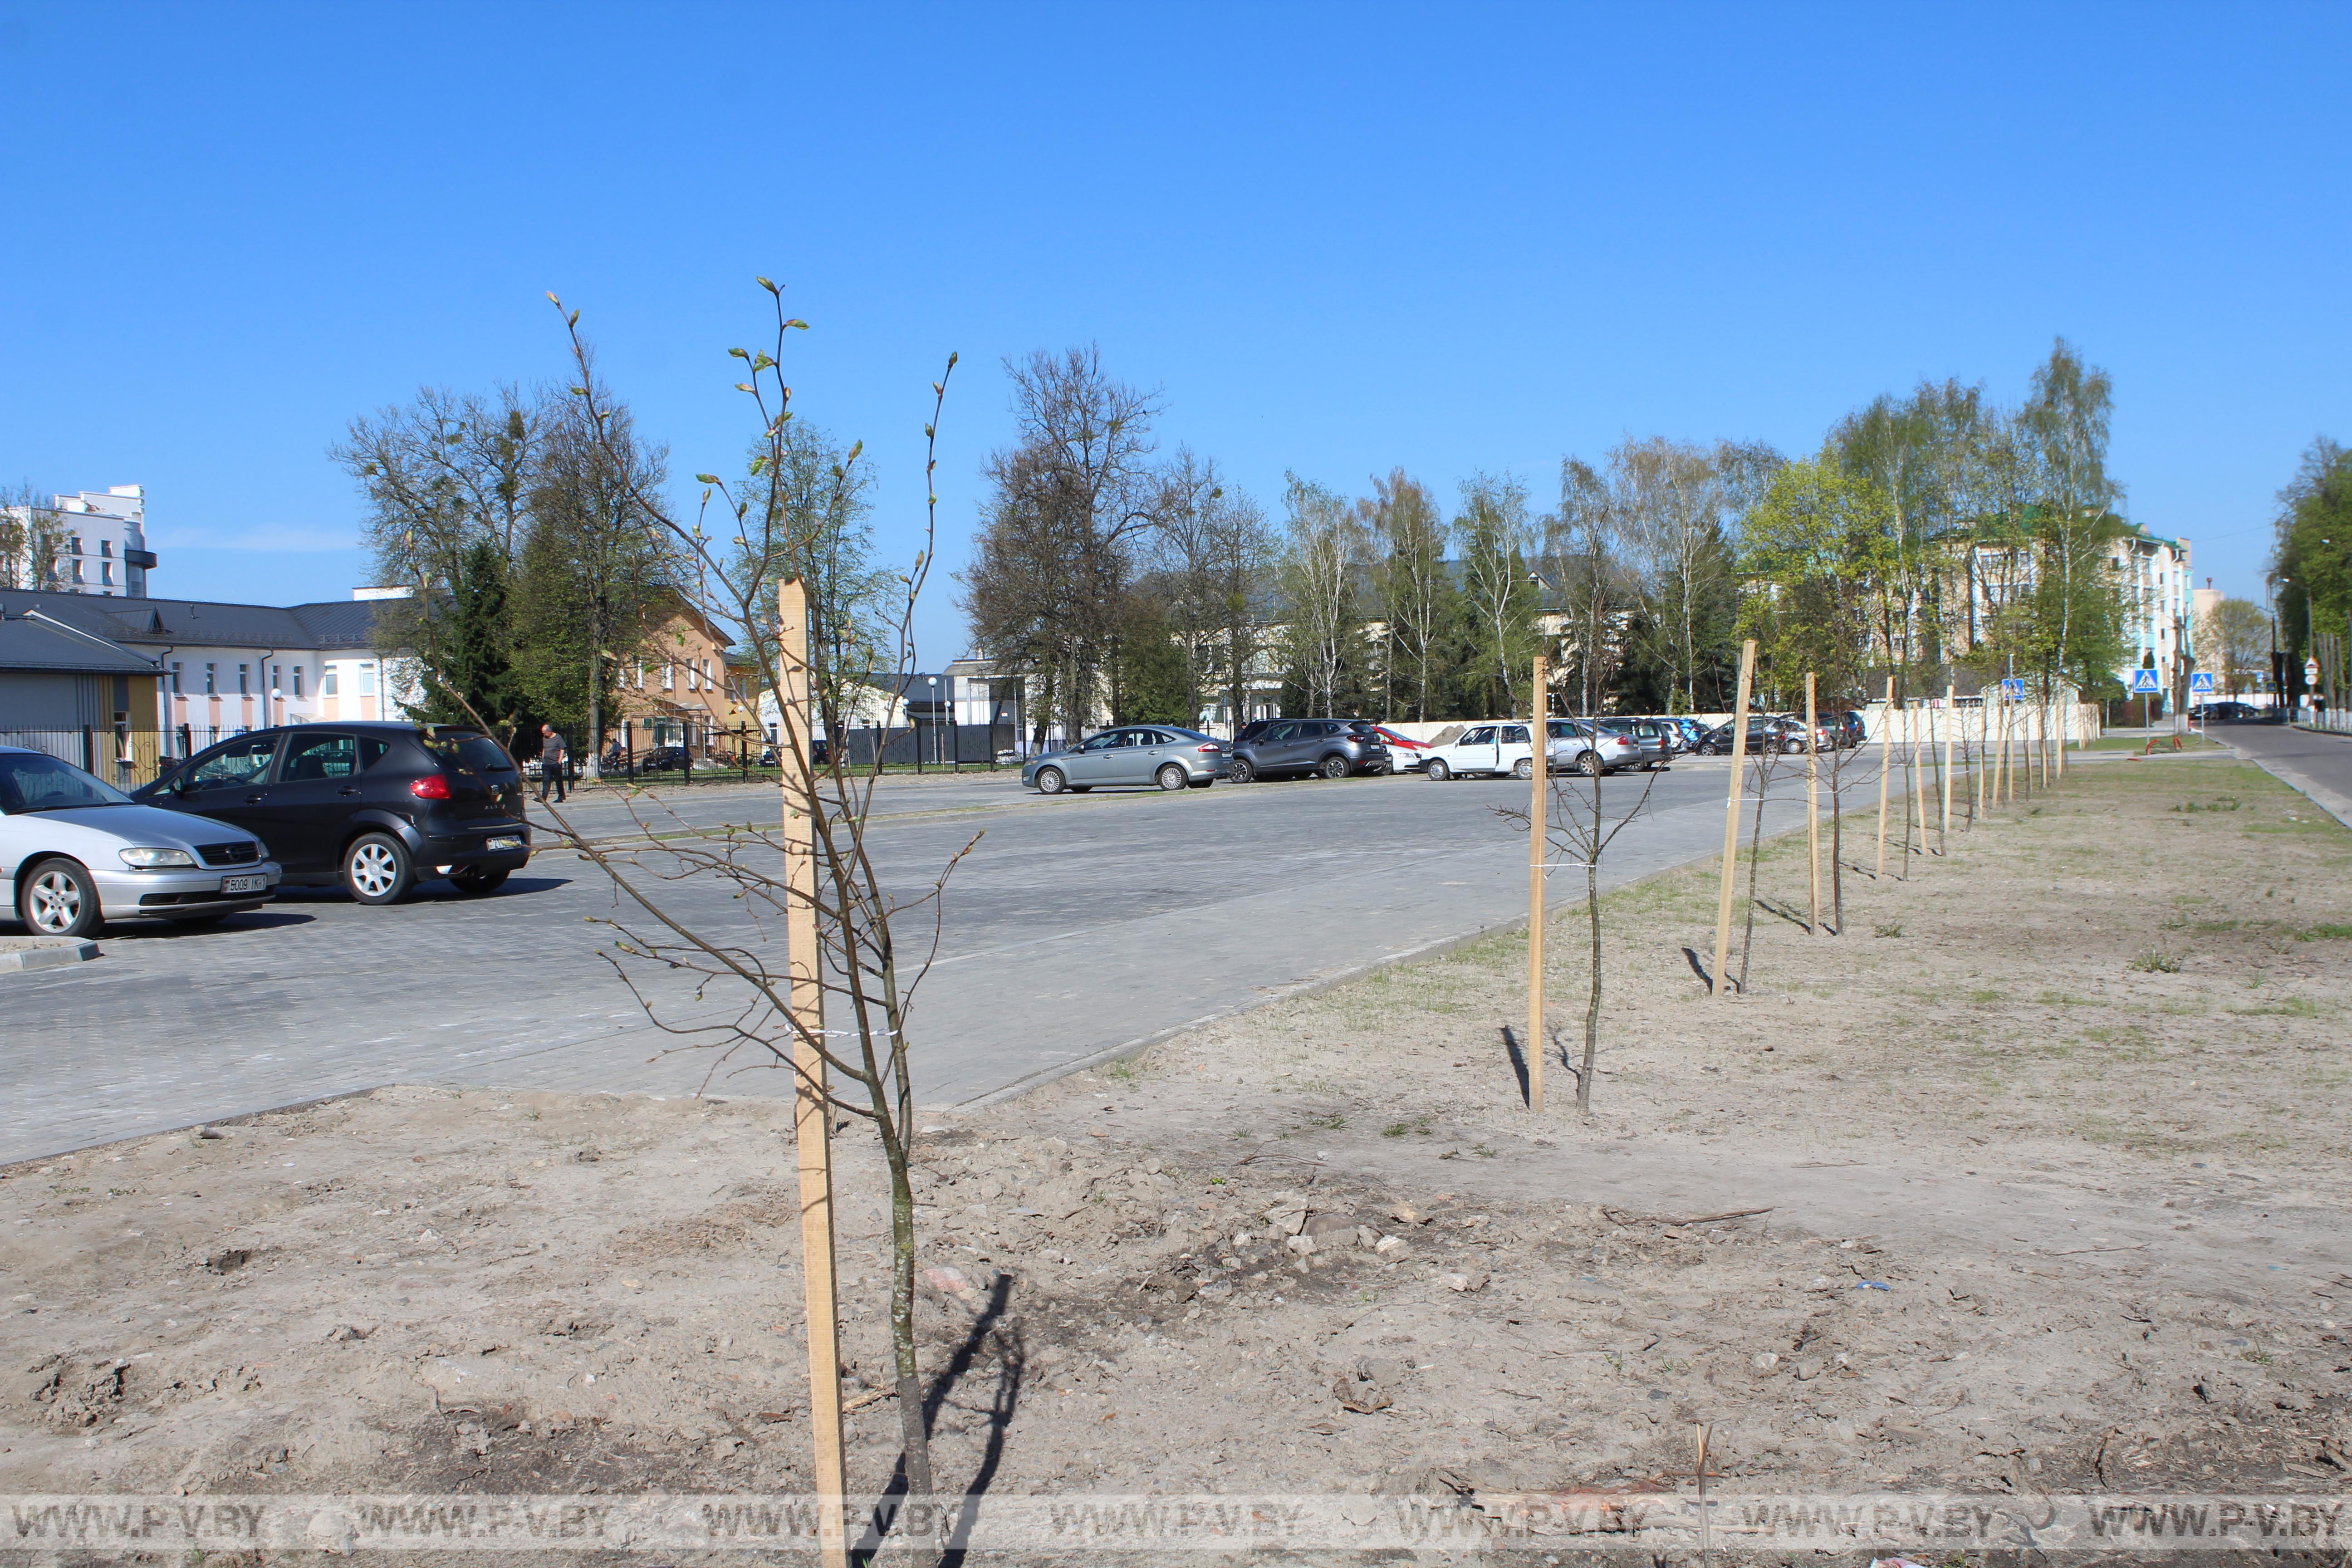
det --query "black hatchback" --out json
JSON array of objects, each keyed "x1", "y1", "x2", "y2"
[{"x1": 134, "y1": 724, "x2": 532, "y2": 904}]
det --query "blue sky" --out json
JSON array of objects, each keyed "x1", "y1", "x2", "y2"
[{"x1": 4, "y1": 2, "x2": 2345, "y2": 662}]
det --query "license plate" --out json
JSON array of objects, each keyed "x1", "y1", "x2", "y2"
[
  {"x1": 220, "y1": 874, "x2": 267, "y2": 895},
  {"x1": 486, "y1": 835, "x2": 523, "y2": 852}
]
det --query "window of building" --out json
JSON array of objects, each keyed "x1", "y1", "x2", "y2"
[
  {"x1": 70, "y1": 559, "x2": 83, "y2": 583},
  {"x1": 238, "y1": 664, "x2": 250, "y2": 696},
  {"x1": 169, "y1": 662, "x2": 183, "y2": 695},
  {"x1": 322, "y1": 665, "x2": 339, "y2": 697},
  {"x1": 69, "y1": 536, "x2": 82, "y2": 555},
  {"x1": 358, "y1": 662, "x2": 377, "y2": 697},
  {"x1": 272, "y1": 664, "x2": 283, "y2": 695},
  {"x1": 292, "y1": 665, "x2": 304, "y2": 697},
  {"x1": 100, "y1": 562, "x2": 113, "y2": 585},
  {"x1": 662, "y1": 662, "x2": 675, "y2": 692},
  {"x1": 204, "y1": 662, "x2": 217, "y2": 696},
  {"x1": 100, "y1": 539, "x2": 113, "y2": 558}
]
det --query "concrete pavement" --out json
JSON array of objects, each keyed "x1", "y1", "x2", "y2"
[
  {"x1": 2214, "y1": 719, "x2": 2352, "y2": 828},
  {"x1": 3, "y1": 756, "x2": 1895, "y2": 1161}
]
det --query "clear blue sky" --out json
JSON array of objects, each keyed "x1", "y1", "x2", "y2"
[{"x1": 5, "y1": 2, "x2": 2345, "y2": 662}]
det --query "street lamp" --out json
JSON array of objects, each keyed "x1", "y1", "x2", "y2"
[{"x1": 926, "y1": 675, "x2": 939, "y2": 770}]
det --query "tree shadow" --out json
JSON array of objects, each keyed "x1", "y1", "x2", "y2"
[
  {"x1": 1751, "y1": 896, "x2": 1813, "y2": 931},
  {"x1": 853, "y1": 1271, "x2": 1025, "y2": 1565},
  {"x1": 1499, "y1": 1024, "x2": 1532, "y2": 1107},
  {"x1": 1681, "y1": 946, "x2": 1719, "y2": 990}
]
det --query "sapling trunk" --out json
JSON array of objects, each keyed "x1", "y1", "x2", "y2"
[{"x1": 1736, "y1": 753, "x2": 1769, "y2": 994}]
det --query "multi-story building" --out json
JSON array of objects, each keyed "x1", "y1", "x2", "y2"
[{"x1": 1, "y1": 485, "x2": 158, "y2": 597}]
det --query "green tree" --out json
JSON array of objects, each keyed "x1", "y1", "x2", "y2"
[
  {"x1": 1108, "y1": 590, "x2": 1192, "y2": 724},
  {"x1": 1276, "y1": 474, "x2": 1367, "y2": 715},
  {"x1": 1366, "y1": 469, "x2": 1455, "y2": 721},
  {"x1": 1455, "y1": 472, "x2": 1540, "y2": 717},
  {"x1": 2274, "y1": 437, "x2": 2352, "y2": 703},
  {"x1": 2198, "y1": 596, "x2": 2271, "y2": 699},
  {"x1": 412, "y1": 539, "x2": 523, "y2": 741}
]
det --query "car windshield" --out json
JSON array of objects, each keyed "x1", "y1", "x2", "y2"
[{"x1": 0, "y1": 751, "x2": 134, "y2": 814}]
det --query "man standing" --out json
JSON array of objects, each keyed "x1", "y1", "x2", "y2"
[{"x1": 537, "y1": 723, "x2": 569, "y2": 804}]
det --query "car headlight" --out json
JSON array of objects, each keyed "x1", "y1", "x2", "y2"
[{"x1": 118, "y1": 847, "x2": 197, "y2": 869}]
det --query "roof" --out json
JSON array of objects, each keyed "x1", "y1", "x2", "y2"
[
  {"x1": 0, "y1": 588, "x2": 394, "y2": 652},
  {"x1": 0, "y1": 611, "x2": 161, "y2": 675}
]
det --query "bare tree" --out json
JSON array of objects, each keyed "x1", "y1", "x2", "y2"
[
  {"x1": 1457, "y1": 471, "x2": 1539, "y2": 717},
  {"x1": 1367, "y1": 469, "x2": 1451, "y2": 722},
  {"x1": 532, "y1": 280, "x2": 965, "y2": 1551},
  {"x1": 1277, "y1": 474, "x2": 1366, "y2": 716},
  {"x1": 959, "y1": 347, "x2": 1162, "y2": 744}
]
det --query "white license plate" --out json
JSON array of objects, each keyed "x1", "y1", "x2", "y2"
[
  {"x1": 220, "y1": 874, "x2": 267, "y2": 895},
  {"x1": 485, "y1": 835, "x2": 523, "y2": 852}
]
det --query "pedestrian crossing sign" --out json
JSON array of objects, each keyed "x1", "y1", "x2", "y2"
[
  {"x1": 2129, "y1": 668, "x2": 2164, "y2": 694},
  {"x1": 2190, "y1": 671, "x2": 2215, "y2": 693}
]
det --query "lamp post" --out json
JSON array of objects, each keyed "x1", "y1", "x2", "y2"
[{"x1": 927, "y1": 675, "x2": 941, "y2": 769}]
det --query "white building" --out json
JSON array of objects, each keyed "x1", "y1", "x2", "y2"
[
  {"x1": 0, "y1": 585, "x2": 416, "y2": 756},
  {"x1": 2, "y1": 485, "x2": 157, "y2": 597},
  {"x1": 2114, "y1": 525, "x2": 2194, "y2": 694}
]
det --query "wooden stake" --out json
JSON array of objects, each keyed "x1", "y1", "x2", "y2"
[
  {"x1": 1874, "y1": 676, "x2": 1894, "y2": 878},
  {"x1": 1804, "y1": 671, "x2": 1821, "y2": 932},
  {"x1": 1911, "y1": 700, "x2": 1929, "y2": 865},
  {"x1": 1711, "y1": 639, "x2": 1757, "y2": 995},
  {"x1": 1527, "y1": 653, "x2": 1547, "y2": 1112},
  {"x1": 1940, "y1": 682, "x2": 1955, "y2": 851},
  {"x1": 780, "y1": 580, "x2": 849, "y2": 1568}
]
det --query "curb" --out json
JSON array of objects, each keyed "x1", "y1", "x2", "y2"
[
  {"x1": 2224, "y1": 744, "x2": 2352, "y2": 833},
  {"x1": 0, "y1": 940, "x2": 99, "y2": 973}
]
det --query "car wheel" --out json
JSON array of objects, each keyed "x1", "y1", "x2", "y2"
[
  {"x1": 1426, "y1": 759, "x2": 1450, "y2": 781},
  {"x1": 1035, "y1": 766, "x2": 1067, "y2": 795},
  {"x1": 19, "y1": 858, "x2": 102, "y2": 938},
  {"x1": 1319, "y1": 755, "x2": 1350, "y2": 780},
  {"x1": 1576, "y1": 750, "x2": 1601, "y2": 777},
  {"x1": 1784, "y1": 737, "x2": 1804, "y2": 755},
  {"x1": 1156, "y1": 763, "x2": 1187, "y2": 792},
  {"x1": 1512, "y1": 757, "x2": 1536, "y2": 780},
  {"x1": 1228, "y1": 759, "x2": 1255, "y2": 784},
  {"x1": 451, "y1": 867, "x2": 510, "y2": 895},
  {"x1": 343, "y1": 833, "x2": 415, "y2": 906}
]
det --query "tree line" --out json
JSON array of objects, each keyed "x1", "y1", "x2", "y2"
[
  {"x1": 331, "y1": 375, "x2": 892, "y2": 754},
  {"x1": 960, "y1": 338, "x2": 2150, "y2": 740}
]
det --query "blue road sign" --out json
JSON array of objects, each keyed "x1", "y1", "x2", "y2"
[
  {"x1": 2190, "y1": 671, "x2": 2216, "y2": 693},
  {"x1": 2129, "y1": 668, "x2": 2164, "y2": 694},
  {"x1": 2000, "y1": 677, "x2": 2027, "y2": 700}
]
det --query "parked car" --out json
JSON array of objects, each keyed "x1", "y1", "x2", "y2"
[
  {"x1": 1656, "y1": 716, "x2": 1711, "y2": 753},
  {"x1": 133, "y1": 723, "x2": 530, "y2": 905},
  {"x1": 1023, "y1": 726, "x2": 1227, "y2": 794},
  {"x1": 631, "y1": 745, "x2": 702, "y2": 774},
  {"x1": 1369, "y1": 725, "x2": 1434, "y2": 771},
  {"x1": 1545, "y1": 719, "x2": 1643, "y2": 776},
  {"x1": 1833, "y1": 710, "x2": 1867, "y2": 748},
  {"x1": 1, "y1": 745, "x2": 281, "y2": 937},
  {"x1": 1592, "y1": 717, "x2": 1673, "y2": 769},
  {"x1": 1422, "y1": 722, "x2": 1538, "y2": 780},
  {"x1": 1225, "y1": 719, "x2": 1390, "y2": 782},
  {"x1": 2191, "y1": 701, "x2": 2257, "y2": 722},
  {"x1": 519, "y1": 756, "x2": 580, "y2": 782},
  {"x1": 1694, "y1": 715, "x2": 1816, "y2": 755}
]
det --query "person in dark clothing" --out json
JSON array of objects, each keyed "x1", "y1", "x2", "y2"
[{"x1": 537, "y1": 724, "x2": 568, "y2": 802}]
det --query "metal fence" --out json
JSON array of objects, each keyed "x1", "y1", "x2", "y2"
[{"x1": 1, "y1": 727, "x2": 177, "y2": 791}]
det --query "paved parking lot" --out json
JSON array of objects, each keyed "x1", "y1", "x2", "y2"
[{"x1": 5, "y1": 759, "x2": 1865, "y2": 1161}]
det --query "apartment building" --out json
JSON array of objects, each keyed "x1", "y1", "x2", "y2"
[{"x1": 2, "y1": 485, "x2": 158, "y2": 597}]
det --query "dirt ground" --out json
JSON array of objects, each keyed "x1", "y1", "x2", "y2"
[{"x1": 2, "y1": 751, "x2": 2347, "y2": 1561}]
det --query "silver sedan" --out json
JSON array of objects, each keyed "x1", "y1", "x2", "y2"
[
  {"x1": 1022, "y1": 726, "x2": 1229, "y2": 794},
  {"x1": 0, "y1": 746, "x2": 281, "y2": 938}
]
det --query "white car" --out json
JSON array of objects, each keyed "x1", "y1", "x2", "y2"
[
  {"x1": 0, "y1": 746, "x2": 281, "y2": 938},
  {"x1": 1422, "y1": 720, "x2": 1643, "y2": 781},
  {"x1": 1422, "y1": 722, "x2": 1538, "y2": 780}
]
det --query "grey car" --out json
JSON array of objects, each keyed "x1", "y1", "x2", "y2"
[
  {"x1": 1226, "y1": 719, "x2": 1391, "y2": 782},
  {"x1": 1024, "y1": 726, "x2": 1227, "y2": 795},
  {"x1": 0, "y1": 745, "x2": 281, "y2": 937},
  {"x1": 1593, "y1": 717, "x2": 1673, "y2": 769}
]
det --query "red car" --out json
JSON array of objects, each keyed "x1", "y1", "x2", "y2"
[{"x1": 1369, "y1": 725, "x2": 1434, "y2": 771}]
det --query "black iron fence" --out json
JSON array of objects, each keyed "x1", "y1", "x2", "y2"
[{"x1": 2, "y1": 727, "x2": 176, "y2": 791}]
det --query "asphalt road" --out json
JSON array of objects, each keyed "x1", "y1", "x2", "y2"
[
  {"x1": 5, "y1": 755, "x2": 1892, "y2": 1162},
  {"x1": 2211, "y1": 718, "x2": 2352, "y2": 827}
]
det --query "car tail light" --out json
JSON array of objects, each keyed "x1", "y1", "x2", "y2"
[
  {"x1": 410, "y1": 774, "x2": 452, "y2": 800},
  {"x1": 1196, "y1": 743, "x2": 1222, "y2": 753}
]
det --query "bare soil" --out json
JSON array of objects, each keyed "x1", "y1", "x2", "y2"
[{"x1": 2, "y1": 753, "x2": 2347, "y2": 1560}]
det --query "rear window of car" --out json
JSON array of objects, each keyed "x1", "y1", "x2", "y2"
[{"x1": 419, "y1": 732, "x2": 516, "y2": 775}]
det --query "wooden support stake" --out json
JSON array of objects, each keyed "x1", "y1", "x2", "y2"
[
  {"x1": 1940, "y1": 682, "x2": 1955, "y2": 852},
  {"x1": 1911, "y1": 700, "x2": 1929, "y2": 864},
  {"x1": 1804, "y1": 671, "x2": 1821, "y2": 932},
  {"x1": 1528, "y1": 653, "x2": 1547, "y2": 1112},
  {"x1": 1711, "y1": 639, "x2": 1757, "y2": 995},
  {"x1": 1874, "y1": 676, "x2": 1894, "y2": 878},
  {"x1": 779, "y1": 580, "x2": 849, "y2": 1568}
]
